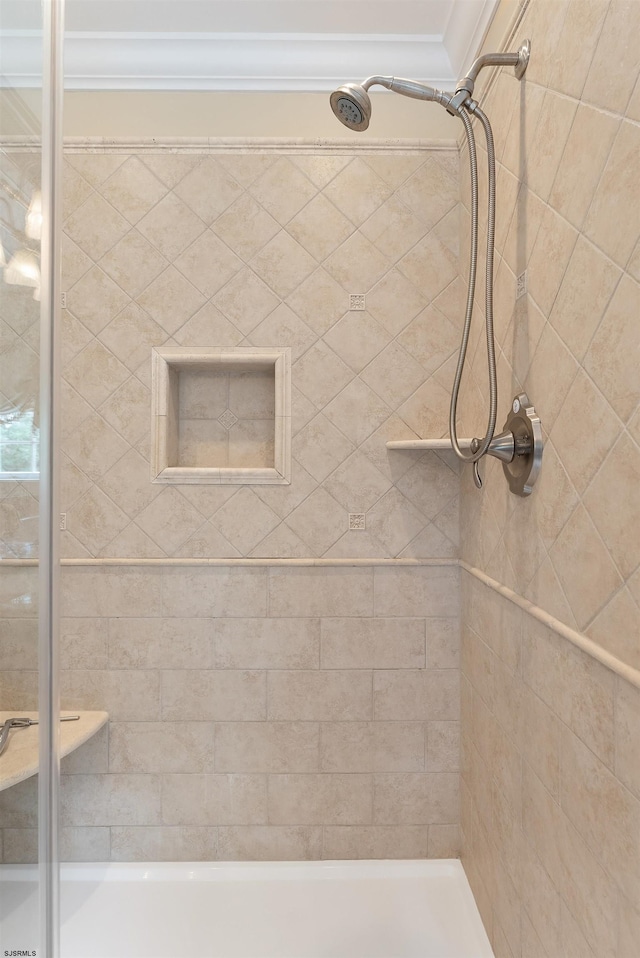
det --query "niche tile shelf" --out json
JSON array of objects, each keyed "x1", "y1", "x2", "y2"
[
  {"x1": 386, "y1": 438, "x2": 473, "y2": 450},
  {"x1": 151, "y1": 347, "x2": 291, "y2": 485},
  {"x1": 0, "y1": 711, "x2": 108, "y2": 792}
]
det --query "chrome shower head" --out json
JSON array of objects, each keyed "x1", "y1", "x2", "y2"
[{"x1": 330, "y1": 84, "x2": 371, "y2": 131}]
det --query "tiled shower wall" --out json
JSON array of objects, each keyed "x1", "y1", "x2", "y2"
[
  {"x1": 1, "y1": 144, "x2": 466, "y2": 862},
  {"x1": 59, "y1": 146, "x2": 462, "y2": 561},
  {"x1": 460, "y1": 1, "x2": 640, "y2": 955}
]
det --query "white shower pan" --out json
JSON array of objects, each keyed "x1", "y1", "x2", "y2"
[{"x1": 1, "y1": 859, "x2": 493, "y2": 958}]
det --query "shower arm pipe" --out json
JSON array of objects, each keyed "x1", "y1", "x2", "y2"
[{"x1": 456, "y1": 41, "x2": 530, "y2": 97}]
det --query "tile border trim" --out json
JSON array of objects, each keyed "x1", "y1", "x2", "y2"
[
  {"x1": 461, "y1": 561, "x2": 640, "y2": 692},
  {"x1": 3, "y1": 557, "x2": 457, "y2": 568},
  {"x1": 2, "y1": 135, "x2": 458, "y2": 155}
]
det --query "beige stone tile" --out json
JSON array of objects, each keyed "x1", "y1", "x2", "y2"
[
  {"x1": 174, "y1": 229, "x2": 242, "y2": 298},
  {"x1": 550, "y1": 104, "x2": 620, "y2": 231},
  {"x1": 522, "y1": 617, "x2": 616, "y2": 768},
  {"x1": 161, "y1": 670, "x2": 266, "y2": 721},
  {"x1": 291, "y1": 155, "x2": 351, "y2": 189},
  {"x1": 162, "y1": 773, "x2": 267, "y2": 825},
  {"x1": 527, "y1": 205, "x2": 578, "y2": 317},
  {"x1": 585, "y1": 120, "x2": 640, "y2": 269},
  {"x1": 98, "y1": 448, "x2": 161, "y2": 520},
  {"x1": 359, "y1": 340, "x2": 427, "y2": 410},
  {"x1": 64, "y1": 339, "x2": 128, "y2": 408},
  {"x1": 373, "y1": 772, "x2": 458, "y2": 824},
  {"x1": 100, "y1": 375, "x2": 151, "y2": 447},
  {"x1": 213, "y1": 617, "x2": 319, "y2": 669},
  {"x1": 427, "y1": 721, "x2": 460, "y2": 772},
  {"x1": 525, "y1": 323, "x2": 580, "y2": 431},
  {"x1": 584, "y1": 274, "x2": 640, "y2": 422},
  {"x1": 365, "y1": 269, "x2": 427, "y2": 336},
  {"x1": 214, "y1": 722, "x2": 320, "y2": 773},
  {"x1": 61, "y1": 232, "x2": 92, "y2": 289},
  {"x1": 61, "y1": 566, "x2": 161, "y2": 617},
  {"x1": 584, "y1": 432, "x2": 640, "y2": 578},
  {"x1": 527, "y1": 91, "x2": 578, "y2": 203},
  {"x1": 586, "y1": 586, "x2": 640, "y2": 669},
  {"x1": 63, "y1": 409, "x2": 130, "y2": 483},
  {"x1": 217, "y1": 154, "x2": 276, "y2": 188},
  {"x1": 218, "y1": 825, "x2": 322, "y2": 860},
  {"x1": 549, "y1": 235, "x2": 622, "y2": 360},
  {"x1": 320, "y1": 617, "x2": 424, "y2": 669},
  {"x1": 161, "y1": 566, "x2": 267, "y2": 618},
  {"x1": 250, "y1": 231, "x2": 317, "y2": 298},
  {"x1": 323, "y1": 158, "x2": 393, "y2": 227},
  {"x1": 135, "y1": 488, "x2": 205, "y2": 554},
  {"x1": 397, "y1": 377, "x2": 452, "y2": 439},
  {"x1": 319, "y1": 721, "x2": 425, "y2": 773},
  {"x1": 65, "y1": 191, "x2": 130, "y2": 261},
  {"x1": 267, "y1": 670, "x2": 372, "y2": 721},
  {"x1": 550, "y1": 504, "x2": 623, "y2": 630},
  {"x1": 60, "y1": 724, "x2": 109, "y2": 775},
  {"x1": 323, "y1": 529, "x2": 388, "y2": 560},
  {"x1": 522, "y1": 764, "x2": 618, "y2": 958},
  {"x1": 583, "y1": 0, "x2": 640, "y2": 113},
  {"x1": 173, "y1": 157, "x2": 243, "y2": 224},
  {"x1": 291, "y1": 413, "x2": 355, "y2": 483},
  {"x1": 98, "y1": 302, "x2": 166, "y2": 372},
  {"x1": 248, "y1": 157, "x2": 317, "y2": 225},
  {"x1": 618, "y1": 892, "x2": 640, "y2": 958},
  {"x1": 100, "y1": 229, "x2": 169, "y2": 299},
  {"x1": 227, "y1": 419, "x2": 275, "y2": 469},
  {"x1": 108, "y1": 617, "x2": 213, "y2": 669},
  {"x1": 66, "y1": 153, "x2": 126, "y2": 189},
  {"x1": 427, "y1": 617, "x2": 460, "y2": 670},
  {"x1": 360, "y1": 195, "x2": 429, "y2": 264},
  {"x1": 138, "y1": 153, "x2": 201, "y2": 189},
  {"x1": 323, "y1": 378, "x2": 392, "y2": 447},
  {"x1": 60, "y1": 616, "x2": 107, "y2": 670},
  {"x1": 268, "y1": 773, "x2": 372, "y2": 825},
  {"x1": 213, "y1": 267, "x2": 280, "y2": 335},
  {"x1": 0, "y1": 619, "x2": 38, "y2": 670},
  {"x1": 396, "y1": 156, "x2": 458, "y2": 230},
  {"x1": 323, "y1": 231, "x2": 390, "y2": 293},
  {"x1": 293, "y1": 339, "x2": 353, "y2": 409},
  {"x1": 396, "y1": 455, "x2": 458, "y2": 522},
  {"x1": 283, "y1": 487, "x2": 346, "y2": 556},
  {"x1": 397, "y1": 232, "x2": 458, "y2": 301},
  {"x1": 60, "y1": 773, "x2": 161, "y2": 826},
  {"x1": 322, "y1": 824, "x2": 430, "y2": 860},
  {"x1": 63, "y1": 162, "x2": 94, "y2": 219},
  {"x1": 550, "y1": 368, "x2": 622, "y2": 495},
  {"x1": 248, "y1": 303, "x2": 316, "y2": 363},
  {"x1": 211, "y1": 489, "x2": 280, "y2": 554},
  {"x1": 136, "y1": 191, "x2": 207, "y2": 260},
  {"x1": 61, "y1": 668, "x2": 160, "y2": 721},
  {"x1": 374, "y1": 670, "x2": 459, "y2": 721},
  {"x1": 322, "y1": 310, "x2": 389, "y2": 374},
  {"x1": 373, "y1": 566, "x2": 459, "y2": 618},
  {"x1": 253, "y1": 457, "x2": 317, "y2": 519},
  {"x1": 365, "y1": 487, "x2": 428, "y2": 557},
  {"x1": 67, "y1": 265, "x2": 130, "y2": 336},
  {"x1": 285, "y1": 267, "x2": 347, "y2": 336},
  {"x1": 100, "y1": 156, "x2": 168, "y2": 226},
  {"x1": 560, "y1": 726, "x2": 640, "y2": 892},
  {"x1": 548, "y1": 0, "x2": 611, "y2": 98},
  {"x1": 65, "y1": 486, "x2": 130, "y2": 555},
  {"x1": 323, "y1": 450, "x2": 392, "y2": 513},
  {"x1": 249, "y1": 522, "x2": 314, "y2": 559},
  {"x1": 287, "y1": 193, "x2": 354, "y2": 262},
  {"x1": 99, "y1": 522, "x2": 165, "y2": 559},
  {"x1": 137, "y1": 265, "x2": 206, "y2": 335},
  {"x1": 61, "y1": 309, "x2": 93, "y2": 368},
  {"x1": 109, "y1": 722, "x2": 215, "y2": 773},
  {"x1": 615, "y1": 678, "x2": 640, "y2": 801},
  {"x1": 60, "y1": 826, "x2": 111, "y2": 862},
  {"x1": 110, "y1": 826, "x2": 217, "y2": 862},
  {"x1": 397, "y1": 306, "x2": 459, "y2": 377},
  {"x1": 212, "y1": 193, "x2": 280, "y2": 260}
]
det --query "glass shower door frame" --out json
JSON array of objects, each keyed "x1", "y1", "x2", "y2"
[{"x1": 38, "y1": 0, "x2": 64, "y2": 955}]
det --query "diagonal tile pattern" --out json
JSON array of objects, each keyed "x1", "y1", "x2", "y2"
[{"x1": 61, "y1": 148, "x2": 464, "y2": 563}]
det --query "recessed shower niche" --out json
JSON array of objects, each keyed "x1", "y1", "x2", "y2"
[{"x1": 151, "y1": 346, "x2": 291, "y2": 484}]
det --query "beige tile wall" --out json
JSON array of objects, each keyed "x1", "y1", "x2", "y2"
[
  {"x1": 461, "y1": 569, "x2": 640, "y2": 958},
  {"x1": 460, "y1": 1, "x2": 640, "y2": 955},
  {"x1": 60, "y1": 147, "x2": 462, "y2": 560},
  {"x1": 458, "y1": 0, "x2": 640, "y2": 669},
  {"x1": 0, "y1": 563, "x2": 461, "y2": 863}
]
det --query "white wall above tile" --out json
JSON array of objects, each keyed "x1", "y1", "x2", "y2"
[{"x1": 0, "y1": 0, "x2": 499, "y2": 91}]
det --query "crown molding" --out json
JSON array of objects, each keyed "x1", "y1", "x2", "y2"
[{"x1": 0, "y1": 1, "x2": 499, "y2": 92}]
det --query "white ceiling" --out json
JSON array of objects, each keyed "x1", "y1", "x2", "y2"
[{"x1": 0, "y1": 0, "x2": 498, "y2": 91}]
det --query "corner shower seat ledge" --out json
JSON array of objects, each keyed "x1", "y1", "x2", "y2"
[
  {"x1": 0, "y1": 711, "x2": 108, "y2": 792},
  {"x1": 386, "y1": 438, "x2": 473, "y2": 450}
]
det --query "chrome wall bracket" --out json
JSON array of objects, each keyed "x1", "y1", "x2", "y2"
[{"x1": 472, "y1": 393, "x2": 543, "y2": 496}]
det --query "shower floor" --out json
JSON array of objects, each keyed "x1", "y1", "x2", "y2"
[{"x1": 1, "y1": 859, "x2": 493, "y2": 957}]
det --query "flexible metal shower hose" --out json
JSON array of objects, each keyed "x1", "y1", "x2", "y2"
[{"x1": 448, "y1": 102, "x2": 498, "y2": 485}]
